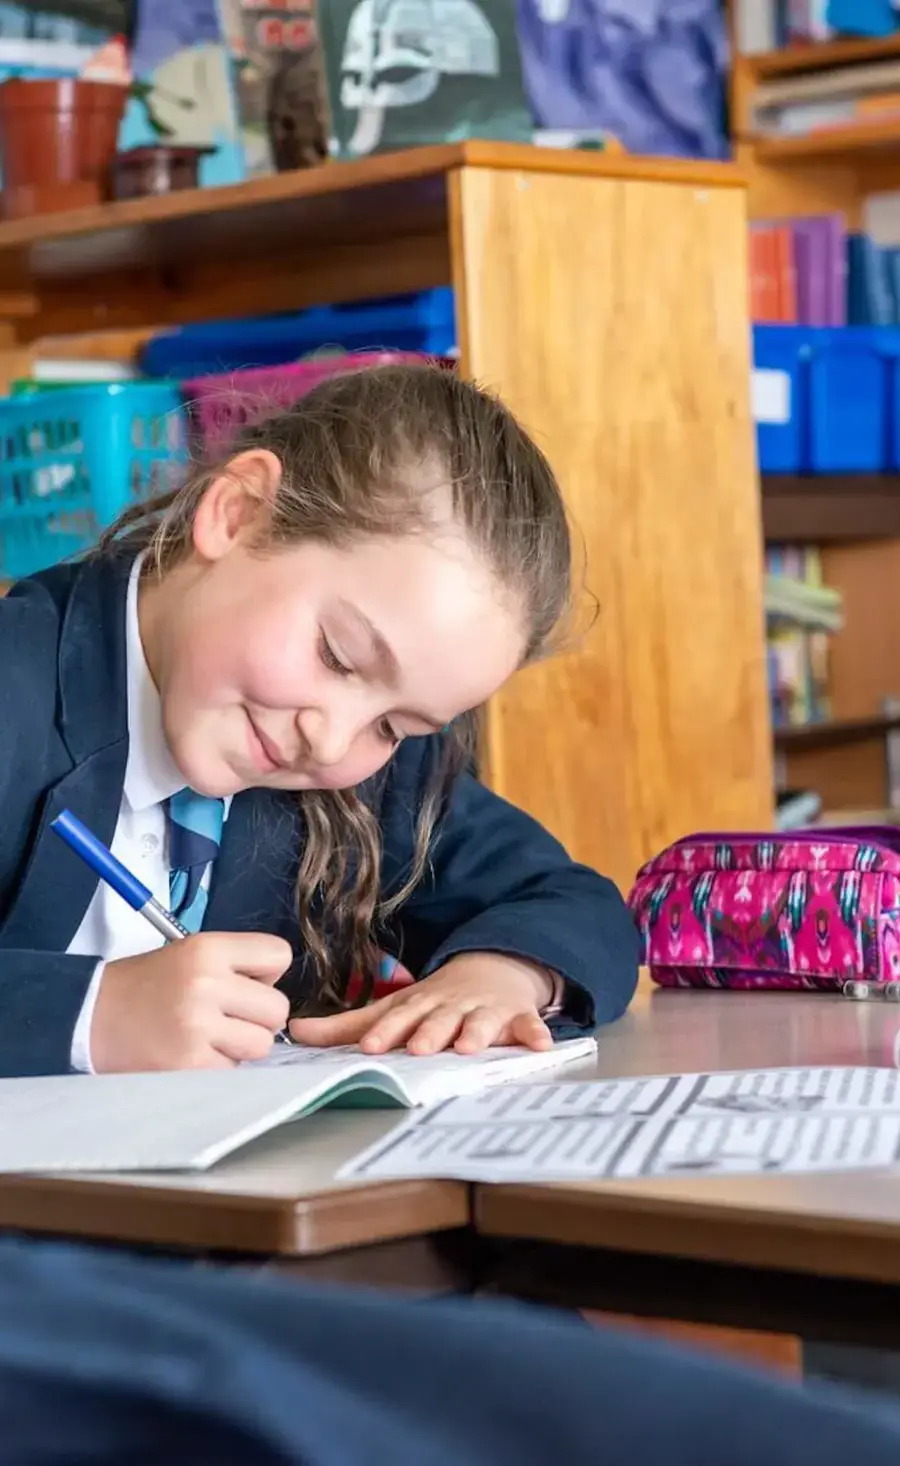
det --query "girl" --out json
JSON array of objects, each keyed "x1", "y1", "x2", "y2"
[{"x1": 0, "y1": 364, "x2": 638, "y2": 1077}]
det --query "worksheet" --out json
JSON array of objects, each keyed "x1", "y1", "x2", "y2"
[{"x1": 339, "y1": 1066, "x2": 900, "y2": 1184}]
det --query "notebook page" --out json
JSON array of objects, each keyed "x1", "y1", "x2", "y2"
[
  {"x1": 0, "y1": 1064, "x2": 386, "y2": 1173},
  {"x1": 258, "y1": 1036, "x2": 598, "y2": 1104},
  {"x1": 340, "y1": 1066, "x2": 900, "y2": 1184}
]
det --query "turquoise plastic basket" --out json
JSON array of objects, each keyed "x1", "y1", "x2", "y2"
[{"x1": 0, "y1": 383, "x2": 187, "y2": 581}]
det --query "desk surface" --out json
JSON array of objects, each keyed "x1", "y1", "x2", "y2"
[
  {"x1": 477, "y1": 983, "x2": 900, "y2": 1285},
  {"x1": 5, "y1": 984, "x2": 900, "y2": 1277},
  {"x1": 0, "y1": 1108, "x2": 466, "y2": 1259}
]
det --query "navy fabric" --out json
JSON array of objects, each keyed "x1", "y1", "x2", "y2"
[
  {"x1": 2, "y1": 1238, "x2": 900, "y2": 1465},
  {"x1": 0, "y1": 555, "x2": 640, "y2": 1076}
]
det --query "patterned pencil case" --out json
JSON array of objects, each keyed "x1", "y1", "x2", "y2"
[{"x1": 626, "y1": 828, "x2": 900, "y2": 997}]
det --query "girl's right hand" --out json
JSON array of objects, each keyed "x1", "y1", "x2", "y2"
[{"x1": 89, "y1": 932, "x2": 293, "y2": 1074}]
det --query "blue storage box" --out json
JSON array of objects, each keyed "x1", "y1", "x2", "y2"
[
  {"x1": 807, "y1": 328, "x2": 893, "y2": 473},
  {"x1": 141, "y1": 289, "x2": 458, "y2": 379},
  {"x1": 0, "y1": 383, "x2": 187, "y2": 582},
  {"x1": 752, "y1": 326, "x2": 810, "y2": 474}
]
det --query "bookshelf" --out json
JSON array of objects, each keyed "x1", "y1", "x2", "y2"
[
  {"x1": 0, "y1": 141, "x2": 772, "y2": 892},
  {"x1": 773, "y1": 712, "x2": 900, "y2": 752},
  {"x1": 762, "y1": 475, "x2": 900, "y2": 541},
  {"x1": 750, "y1": 34, "x2": 900, "y2": 78},
  {"x1": 732, "y1": 9, "x2": 900, "y2": 817},
  {"x1": 755, "y1": 123, "x2": 900, "y2": 163}
]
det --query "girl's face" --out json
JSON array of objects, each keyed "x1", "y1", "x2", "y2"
[{"x1": 140, "y1": 458, "x2": 525, "y2": 797}]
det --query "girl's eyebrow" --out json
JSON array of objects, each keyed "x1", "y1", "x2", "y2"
[
  {"x1": 336, "y1": 599, "x2": 399, "y2": 684},
  {"x1": 335, "y1": 599, "x2": 447, "y2": 734}
]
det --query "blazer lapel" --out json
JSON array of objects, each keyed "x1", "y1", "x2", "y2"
[
  {"x1": 0, "y1": 556, "x2": 131, "y2": 951},
  {"x1": 0, "y1": 744, "x2": 127, "y2": 951}
]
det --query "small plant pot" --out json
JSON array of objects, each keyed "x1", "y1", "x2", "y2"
[
  {"x1": 0, "y1": 77, "x2": 127, "y2": 220},
  {"x1": 111, "y1": 144, "x2": 214, "y2": 201}
]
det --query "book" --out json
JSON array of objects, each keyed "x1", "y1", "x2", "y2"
[
  {"x1": 775, "y1": 788, "x2": 824, "y2": 830},
  {"x1": 750, "y1": 224, "x2": 782, "y2": 322},
  {"x1": 764, "y1": 573, "x2": 844, "y2": 632},
  {"x1": 734, "y1": 0, "x2": 778, "y2": 54},
  {"x1": 822, "y1": 212, "x2": 848, "y2": 325},
  {"x1": 0, "y1": 1038, "x2": 596, "y2": 1174},
  {"x1": 773, "y1": 223, "x2": 798, "y2": 321},
  {"x1": 799, "y1": 215, "x2": 831, "y2": 325}
]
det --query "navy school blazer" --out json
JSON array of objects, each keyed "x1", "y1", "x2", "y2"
[{"x1": 0, "y1": 554, "x2": 639, "y2": 1077}]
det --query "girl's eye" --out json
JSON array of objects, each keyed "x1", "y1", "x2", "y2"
[
  {"x1": 378, "y1": 718, "x2": 401, "y2": 747},
  {"x1": 319, "y1": 632, "x2": 353, "y2": 677}
]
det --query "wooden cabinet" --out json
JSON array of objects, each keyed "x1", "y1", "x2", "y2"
[{"x1": 0, "y1": 142, "x2": 773, "y2": 889}]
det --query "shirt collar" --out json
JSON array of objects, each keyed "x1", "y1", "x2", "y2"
[{"x1": 123, "y1": 556, "x2": 185, "y2": 813}]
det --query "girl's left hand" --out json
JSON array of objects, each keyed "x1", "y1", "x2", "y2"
[{"x1": 288, "y1": 953, "x2": 556, "y2": 1056}]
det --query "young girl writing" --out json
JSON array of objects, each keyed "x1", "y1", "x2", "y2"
[{"x1": 0, "y1": 363, "x2": 638, "y2": 1077}]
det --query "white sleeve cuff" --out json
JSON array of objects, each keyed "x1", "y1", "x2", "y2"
[{"x1": 69, "y1": 961, "x2": 105, "y2": 1074}]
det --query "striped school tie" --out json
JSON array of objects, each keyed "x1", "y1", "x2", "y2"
[{"x1": 165, "y1": 787, "x2": 226, "y2": 934}]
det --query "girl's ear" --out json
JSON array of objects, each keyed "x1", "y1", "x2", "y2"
[{"x1": 191, "y1": 449, "x2": 283, "y2": 561}]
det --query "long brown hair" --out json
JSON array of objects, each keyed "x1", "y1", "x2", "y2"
[{"x1": 98, "y1": 363, "x2": 572, "y2": 1007}]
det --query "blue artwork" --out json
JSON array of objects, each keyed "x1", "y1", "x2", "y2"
[
  {"x1": 131, "y1": 0, "x2": 224, "y2": 75},
  {"x1": 123, "y1": 0, "x2": 245, "y2": 187},
  {"x1": 516, "y1": 0, "x2": 728, "y2": 160}
]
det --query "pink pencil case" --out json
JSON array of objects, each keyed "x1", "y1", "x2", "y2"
[{"x1": 627, "y1": 828, "x2": 900, "y2": 995}]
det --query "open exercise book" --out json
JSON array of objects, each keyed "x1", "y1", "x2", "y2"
[{"x1": 0, "y1": 1038, "x2": 597, "y2": 1174}]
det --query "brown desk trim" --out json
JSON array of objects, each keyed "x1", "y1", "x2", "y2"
[
  {"x1": 0, "y1": 1176, "x2": 468, "y2": 1257},
  {"x1": 475, "y1": 1184, "x2": 900, "y2": 1287}
]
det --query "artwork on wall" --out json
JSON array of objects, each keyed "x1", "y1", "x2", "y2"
[
  {"x1": 221, "y1": 0, "x2": 328, "y2": 177},
  {"x1": 319, "y1": 0, "x2": 532, "y2": 158},
  {"x1": 121, "y1": 0, "x2": 245, "y2": 186}
]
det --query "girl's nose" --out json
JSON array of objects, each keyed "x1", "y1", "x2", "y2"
[{"x1": 296, "y1": 707, "x2": 357, "y2": 768}]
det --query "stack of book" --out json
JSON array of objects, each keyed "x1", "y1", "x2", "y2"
[
  {"x1": 765, "y1": 546, "x2": 843, "y2": 729},
  {"x1": 751, "y1": 211, "x2": 900, "y2": 325},
  {"x1": 752, "y1": 57, "x2": 900, "y2": 142},
  {"x1": 735, "y1": 1, "x2": 896, "y2": 55},
  {"x1": 750, "y1": 214, "x2": 846, "y2": 323}
]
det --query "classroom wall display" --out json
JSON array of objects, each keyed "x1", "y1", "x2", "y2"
[
  {"x1": 318, "y1": 0, "x2": 533, "y2": 158},
  {"x1": 220, "y1": 0, "x2": 328, "y2": 176},
  {"x1": 516, "y1": 0, "x2": 728, "y2": 159},
  {"x1": 121, "y1": 0, "x2": 245, "y2": 187}
]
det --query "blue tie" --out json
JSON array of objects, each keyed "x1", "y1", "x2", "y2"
[{"x1": 165, "y1": 788, "x2": 226, "y2": 934}]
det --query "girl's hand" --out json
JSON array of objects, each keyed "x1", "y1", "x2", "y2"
[
  {"x1": 92, "y1": 933, "x2": 293, "y2": 1073},
  {"x1": 288, "y1": 954, "x2": 556, "y2": 1057}
]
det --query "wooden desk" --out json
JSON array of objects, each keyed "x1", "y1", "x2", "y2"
[
  {"x1": 7, "y1": 984, "x2": 900, "y2": 1354},
  {"x1": 0, "y1": 1110, "x2": 469, "y2": 1290},
  {"x1": 477, "y1": 983, "x2": 900, "y2": 1349}
]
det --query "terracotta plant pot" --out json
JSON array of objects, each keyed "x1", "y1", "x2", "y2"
[
  {"x1": 0, "y1": 77, "x2": 127, "y2": 220},
  {"x1": 111, "y1": 144, "x2": 214, "y2": 202}
]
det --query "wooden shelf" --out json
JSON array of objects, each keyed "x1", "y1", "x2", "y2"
[
  {"x1": 754, "y1": 121, "x2": 900, "y2": 161},
  {"x1": 775, "y1": 714, "x2": 900, "y2": 752},
  {"x1": 762, "y1": 475, "x2": 900, "y2": 542},
  {"x1": 0, "y1": 141, "x2": 746, "y2": 340},
  {"x1": 750, "y1": 34, "x2": 900, "y2": 79},
  {"x1": 0, "y1": 142, "x2": 740, "y2": 287}
]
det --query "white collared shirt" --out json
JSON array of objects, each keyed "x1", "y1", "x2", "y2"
[{"x1": 68, "y1": 558, "x2": 231, "y2": 1072}]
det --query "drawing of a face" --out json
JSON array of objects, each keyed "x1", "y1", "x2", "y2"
[{"x1": 340, "y1": 0, "x2": 499, "y2": 153}]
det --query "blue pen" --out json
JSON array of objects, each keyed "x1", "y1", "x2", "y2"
[
  {"x1": 51, "y1": 808, "x2": 295, "y2": 1046},
  {"x1": 51, "y1": 808, "x2": 189, "y2": 943}
]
